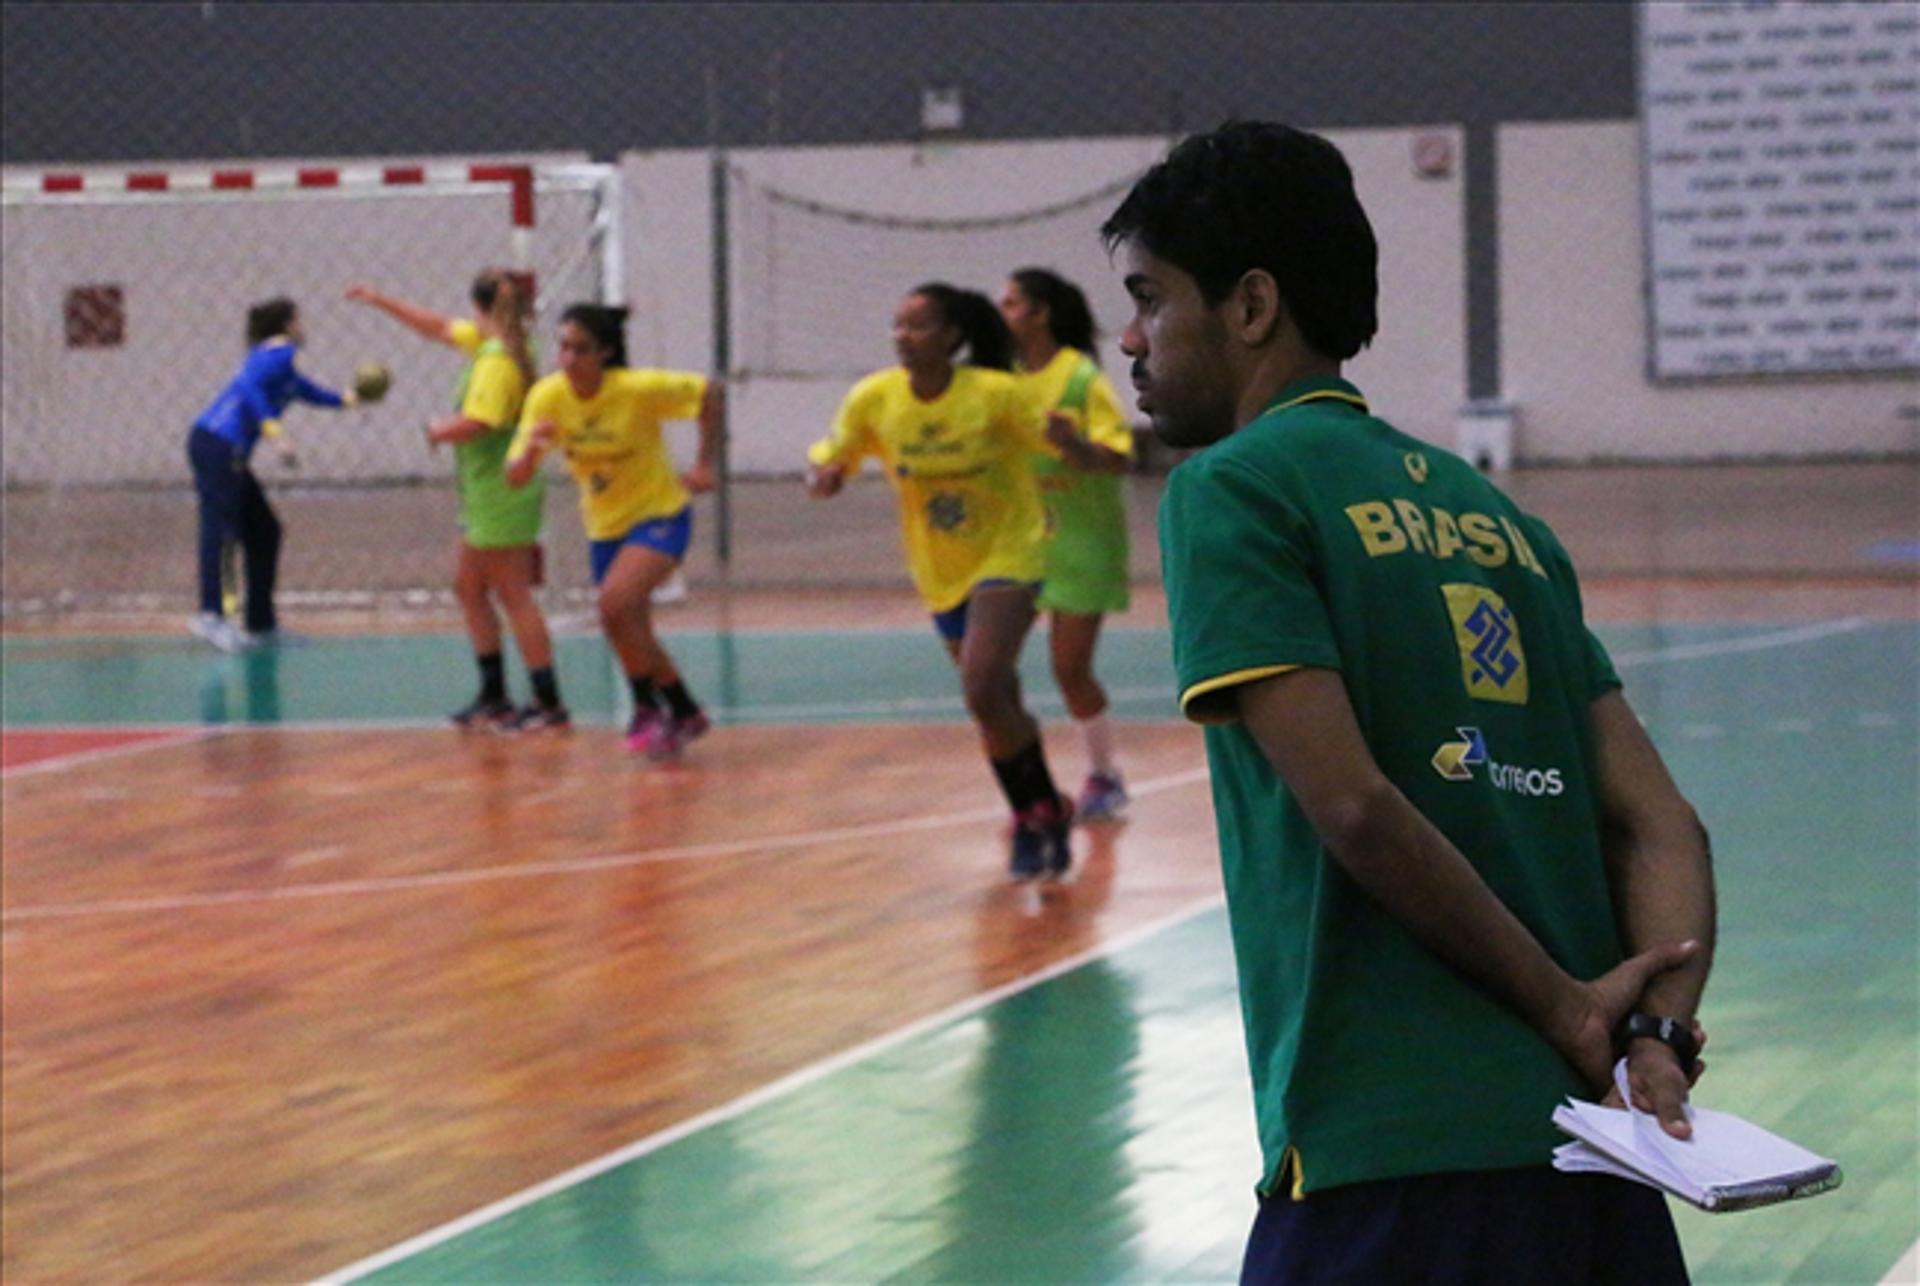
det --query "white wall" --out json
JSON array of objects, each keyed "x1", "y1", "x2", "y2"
[
  {"x1": 617, "y1": 149, "x2": 713, "y2": 372},
  {"x1": 619, "y1": 126, "x2": 1468, "y2": 474},
  {"x1": 1500, "y1": 120, "x2": 1919, "y2": 462}
]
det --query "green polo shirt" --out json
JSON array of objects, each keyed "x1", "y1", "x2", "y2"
[{"x1": 1159, "y1": 376, "x2": 1625, "y2": 1197}]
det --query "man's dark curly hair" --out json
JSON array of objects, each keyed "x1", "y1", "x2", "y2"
[{"x1": 1101, "y1": 121, "x2": 1379, "y2": 361}]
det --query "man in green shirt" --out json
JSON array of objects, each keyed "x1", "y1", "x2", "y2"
[{"x1": 1102, "y1": 121, "x2": 1715, "y2": 1282}]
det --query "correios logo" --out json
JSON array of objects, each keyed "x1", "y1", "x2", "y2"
[{"x1": 1431, "y1": 726, "x2": 1565, "y2": 798}]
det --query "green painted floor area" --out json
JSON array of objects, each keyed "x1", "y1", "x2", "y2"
[
  {"x1": 358, "y1": 908, "x2": 1257, "y2": 1285},
  {"x1": 6, "y1": 622, "x2": 1916, "y2": 1282},
  {"x1": 0, "y1": 626, "x2": 1184, "y2": 727},
  {"x1": 0, "y1": 620, "x2": 1885, "y2": 730}
]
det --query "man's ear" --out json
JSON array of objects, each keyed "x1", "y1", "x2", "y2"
[{"x1": 1231, "y1": 269, "x2": 1286, "y2": 346}]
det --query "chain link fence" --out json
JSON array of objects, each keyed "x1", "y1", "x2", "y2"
[{"x1": 2, "y1": 3, "x2": 1913, "y2": 619}]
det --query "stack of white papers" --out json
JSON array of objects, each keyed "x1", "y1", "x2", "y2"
[{"x1": 1551, "y1": 1061, "x2": 1842, "y2": 1212}]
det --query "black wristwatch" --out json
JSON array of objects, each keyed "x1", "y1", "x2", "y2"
[{"x1": 1616, "y1": 1012, "x2": 1700, "y2": 1073}]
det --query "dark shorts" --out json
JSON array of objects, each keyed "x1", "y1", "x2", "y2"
[
  {"x1": 589, "y1": 506, "x2": 693, "y2": 585},
  {"x1": 1241, "y1": 1165, "x2": 1688, "y2": 1285},
  {"x1": 930, "y1": 578, "x2": 1040, "y2": 644}
]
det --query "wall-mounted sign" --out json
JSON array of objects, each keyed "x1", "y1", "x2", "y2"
[{"x1": 1639, "y1": 1, "x2": 1918, "y2": 379}]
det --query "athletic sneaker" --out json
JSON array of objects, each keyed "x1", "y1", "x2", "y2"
[
  {"x1": 510, "y1": 702, "x2": 572, "y2": 732},
  {"x1": 1009, "y1": 795, "x2": 1075, "y2": 882},
  {"x1": 189, "y1": 612, "x2": 247, "y2": 654},
  {"x1": 451, "y1": 696, "x2": 518, "y2": 730},
  {"x1": 1076, "y1": 772, "x2": 1129, "y2": 823},
  {"x1": 645, "y1": 710, "x2": 711, "y2": 761},
  {"x1": 625, "y1": 706, "x2": 666, "y2": 755}
]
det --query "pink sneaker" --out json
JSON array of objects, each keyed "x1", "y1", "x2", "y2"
[
  {"x1": 647, "y1": 710, "x2": 711, "y2": 760},
  {"x1": 625, "y1": 707, "x2": 665, "y2": 755}
]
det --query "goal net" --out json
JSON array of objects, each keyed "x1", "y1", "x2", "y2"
[
  {"x1": 1, "y1": 160, "x2": 619, "y2": 617},
  {"x1": 709, "y1": 153, "x2": 1163, "y2": 591}
]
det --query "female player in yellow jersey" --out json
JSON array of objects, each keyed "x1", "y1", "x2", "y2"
[
  {"x1": 806, "y1": 283, "x2": 1085, "y2": 881},
  {"x1": 345, "y1": 272, "x2": 569, "y2": 730},
  {"x1": 1000, "y1": 268, "x2": 1137, "y2": 823},
  {"x1": 506, "y1": 304, "x2": 723, "y2": 759}
]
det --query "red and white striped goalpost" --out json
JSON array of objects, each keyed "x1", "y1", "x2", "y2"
[
  {"x1": 1, "y1": 157, "x2": 620, "y2": 614},
  {"x1": 4, "y1": 161, "x2": 545, "y2": 278}
]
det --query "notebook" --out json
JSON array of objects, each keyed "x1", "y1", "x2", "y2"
[{"x1": 1550, "y1": 1061, "x2": 1842, "y2": 1212}]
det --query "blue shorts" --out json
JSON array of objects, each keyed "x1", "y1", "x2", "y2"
[
  {"x1": 930, "y1": 579, "x2": 1040, "y2": 644},
  {"x1": 1240, "y1": 1165, "x2": 1686, "y2": 1285},
  {"x1": 589, "y1": 506, "x2": 693, "y2": 585}
]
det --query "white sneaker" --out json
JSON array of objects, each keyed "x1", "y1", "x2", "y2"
[{"x1": 189, "y1": 613, "x2": 247, "y2": 654}]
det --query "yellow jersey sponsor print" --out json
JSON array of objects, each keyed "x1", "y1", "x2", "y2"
[
  {"x1": 1344, "y1": 498, "x2": 1548, "y2": 577},
  {"x1": 1430, "y1": 725, "x2": 1486, "y2": 781},
  {"x1": 510, "y1": 367, "x2": 706, "y2": 540},
  {"x1": 1443, "y1": 582, "x2": 1529, "y2": 704},
  {"x1": 809, "y1": 366, "x2": 1049, "y2": 613}
]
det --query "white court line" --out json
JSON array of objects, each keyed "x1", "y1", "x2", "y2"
[
  {"x1": 0, "y1": 766, "x2": 1213, "y2": 923},
  {"x1": 284, "y1": 846, "x2": 351, "y2": 869},
  {"x1": 718, "y1": 617, "x2": 1882, "y2": 719},
  {"x1": 1884, "y1": 1238, "x2": 1919, "y2": 1285},
  {"x1": 1606, "y1": 616, "x2": 1871, "y2": 665},
  {"x1": 0, "y1": 727, "x2": 219, "y2": 780},
  {"x1": 315, "y1": 891, "x2": 1227, "y2": 1285}
]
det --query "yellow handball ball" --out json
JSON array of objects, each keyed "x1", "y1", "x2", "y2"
[{"x1": 352, "y1": 361, "x2": 392, "y2": 404}]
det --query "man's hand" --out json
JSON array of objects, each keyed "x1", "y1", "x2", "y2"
[
  {"x1": 682, "y1": 459, "x2": 716, "y2": 494},
  {"x1": 1548, "y1": 940, "x2": 1701, "y2": 1097},
  {"x1": 805, "y1": 463, "x2": 845, "y2": 498},
  {"x1": 1602, "y1": 1022, "x2": 1708, "y2": 1140}
]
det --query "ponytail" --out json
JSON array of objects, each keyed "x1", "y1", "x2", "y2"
[
  {"x1": 476, "y1": 268, "x2": 535, "y2": 384},
  {"x1": 1010, "y1": 267, "x2": 1099, "y2": 361},
  {"x1": 559, "y1": 302, "x2": 630, "y2": 368},
  {"x1": 911, "y1": 282, "x2": 1013, "y2": 371}
]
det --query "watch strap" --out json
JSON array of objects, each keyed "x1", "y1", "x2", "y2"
[{"x1": 1616, "y1": 1011, "x2": 1700, "y2": 1070}]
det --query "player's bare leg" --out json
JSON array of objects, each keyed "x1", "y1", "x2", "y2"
[
  {"x1": 485, "y1": 546, "x2": 568, "y2": 729},
  {"x1": 456, "y1": 540, "x2": 503, "y2": 656},
  {"x1": 1050, "y1": 610, "x2": 1127, "y2": 821},
  {"x1": 599, "y1": 544, "x2": 707, "y2": 757},
  {"x1": 959, "y1": 584, "x2": 1040, "y2": 760},
  {"x1": 963, "y1": 584, "x2": 1072, "y2": 880},
  {"x1": 450, "y1": 539, "x2": 515, "y2": 729}
]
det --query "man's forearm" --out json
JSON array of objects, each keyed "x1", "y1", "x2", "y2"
[
  {"x1": 1606, "y1": 810, "x2": 1714, "y2": 1018},
  {"x1": 1238, "y1": 672, "x2": 1584, "y2": 1044},
  {"x1": 1593, "y1": 693, "x2": 1717, "y2": 1020},
  {"x1": 698, "y1": 383, "x2": 726, "y2": 470},
  {"x1": 1324, "y1": 774, "x2": 1587, "y2": 1041}
]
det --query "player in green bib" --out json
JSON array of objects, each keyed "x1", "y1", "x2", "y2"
[
  {"x1": 1103, "y1": 122, "x2": 1715, "y2": 1283},
  {"x1": 1001, "y1": 269, "x2": 1135, "y2": 821},
  {"x1": 347, "y1": 273, "x2": 567, "y2": 729}
]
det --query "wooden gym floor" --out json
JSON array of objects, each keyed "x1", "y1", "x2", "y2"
[{"x1": 2, "y1": 461, "x2": 1916, "y2": 1283}]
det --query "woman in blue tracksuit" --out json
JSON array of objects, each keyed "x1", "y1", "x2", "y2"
[{"x1": 187, "y1": 297, "x2": 359, "y2": 651}]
